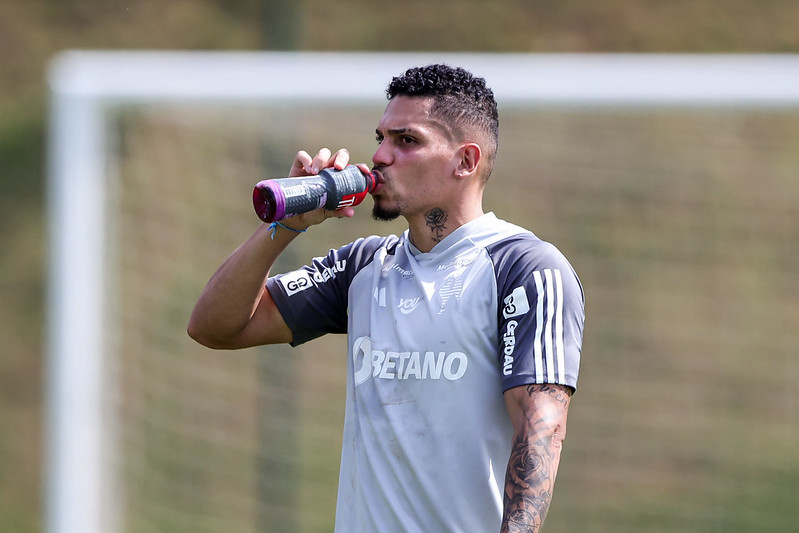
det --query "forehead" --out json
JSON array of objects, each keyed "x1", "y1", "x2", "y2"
[{"x1": 377, "y1": 96, "x2": 443, "y2": 134}]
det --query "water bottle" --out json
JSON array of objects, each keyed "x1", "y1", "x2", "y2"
[{"x1": 253, "y1": 165, "x2": 376, "y2": 223}]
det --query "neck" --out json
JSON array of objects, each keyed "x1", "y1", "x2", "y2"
[{"x1": 407, "y1": 205, "x2": 484, "y2": 253}]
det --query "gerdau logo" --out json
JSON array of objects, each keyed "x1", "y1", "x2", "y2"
[{"x1": 352, "y1": 336, "x2": 468, "y2": 386}]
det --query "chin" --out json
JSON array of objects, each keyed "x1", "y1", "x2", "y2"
[{"x1": 372, "y1": 201, "x2": 401, "y2": 222}]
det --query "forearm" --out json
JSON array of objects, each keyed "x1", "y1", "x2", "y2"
[
  {"x1": 500, "y1": 432, "x2": 559, "y2": 532},
  {"x1": 188, "y1": 147, "x2": 362, "y2": 348},
  {"x1": 187, "y1": 222, "x2": 299, "y2": 348},
  {"x1": 501, "y1": 384, "x2": 570, "y2": 533}
]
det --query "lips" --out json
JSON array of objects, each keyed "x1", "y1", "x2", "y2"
[{"x1": 370, "y1": 168, "x2": 386, "y2": 194}]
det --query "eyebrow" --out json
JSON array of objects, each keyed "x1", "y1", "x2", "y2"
[
  {"x1": 376, "y1": 119, "x2": 455, "y2": 143},
  {"x1": 375, "y1": 127, "x2": 413, "y2": 137}
]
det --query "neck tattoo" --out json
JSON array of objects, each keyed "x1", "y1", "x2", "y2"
[{"x1": 425, "y1": 208, "x2": 448, "y2": 243}]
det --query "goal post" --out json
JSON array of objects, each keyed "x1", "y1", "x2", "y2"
[{"x1": 46, "y1": 52, "x2": 799, "y2": 533}]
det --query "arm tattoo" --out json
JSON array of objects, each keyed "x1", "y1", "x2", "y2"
[
  {"x1": 424, "y1": 207, "x2": 447, "y2": 243},
  {"x1": 501, "y1": 384, "x2": 571, "y2": 533}
]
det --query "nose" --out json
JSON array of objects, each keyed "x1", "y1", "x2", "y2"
[{"x1": 372, "y1": 141, "x2": 391, "y2": 167}]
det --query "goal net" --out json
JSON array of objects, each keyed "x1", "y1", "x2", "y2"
[{"x1": 47, "y1": 52, "x2": 799, "y2": 533}]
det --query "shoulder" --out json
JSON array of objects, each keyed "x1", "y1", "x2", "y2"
[
  {"x1": 485, "y1": 226, "x2": 575, "y2": 275},
  {"x1": 313, "y1": 233, "x2": 401, "y2": 263},
  {"x1": 481, "y1": 219, "x2": 585, "y2": 308},
  {"x1": 270, "y1": 233, "x2": 401, "y2": 291},
  {"x1": 340, "y1": 234, "x2": 402, "y2": 266}
]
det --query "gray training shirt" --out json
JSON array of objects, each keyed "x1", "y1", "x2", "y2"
[{"x1": 267, "y1": 212, "x2": 585, "y2": 532}]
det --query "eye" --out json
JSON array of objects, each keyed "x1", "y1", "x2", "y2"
[
  {"x1": 375, "y1": 134, "x2": 384, "y2": 145},
  {"x1": 400, "y1": 135, "x2": 415, "y2": 144}
]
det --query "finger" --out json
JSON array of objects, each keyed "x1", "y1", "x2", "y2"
[
  {"x1": 328, "y1": 206, "x2": 355, "y2": 219},
  {"x1": 331, "y1": 148, "x2": 351, "y2": 170},
  {"x1": 310, "y1": 148, "x2": 333, "y2": 174},
  {"x1": 290, "y1": 150, "x2": 314, "y2": 176}
]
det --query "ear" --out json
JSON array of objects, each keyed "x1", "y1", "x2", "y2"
[{"x1": 455, "y1": 143, "x2": 482, "y2": 178}]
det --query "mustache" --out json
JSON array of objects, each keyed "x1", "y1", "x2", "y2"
[{"x1": 371, "y1": 167, "x2": 387, "y2": 183}]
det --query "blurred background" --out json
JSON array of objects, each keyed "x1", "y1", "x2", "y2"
[{"x1": 3, "y1": 1, "x2": 799, "y2": 532}]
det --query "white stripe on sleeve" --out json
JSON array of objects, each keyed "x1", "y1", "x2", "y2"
[
  {"x1": 531, "y1": 269, "x2": 566, "y2": 385},
  {"x1": 543, "y1": 269, "x2": 556, "y2": 383},
  {"x1": 554, "y1": 268, "x2": 565, "y2": 383},
  {"x1": 532, "y1": 270, "x2": 545, "y2": 382}
]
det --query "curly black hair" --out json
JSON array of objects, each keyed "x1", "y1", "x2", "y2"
[{"x1": 387, "y1": 64, "x2": 499, "y2": 177}]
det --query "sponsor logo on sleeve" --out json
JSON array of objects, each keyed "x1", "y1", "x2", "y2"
[
  {"x1": 311, "y1": 260, "x2": 346, "y2": 283},
  {"x1": 501, "y1": 286, "x2": 530, "y2": 375},
  {"x1": 503, "y1": 286, "x2": 530, "y2": 319},
  {"x1": 503, "y1": 320, "x2": 518, "y2": 375},
  {"x1": 280, "y1": 270, "x2": 313, "y2": 296},
  {"x1": 279, "y1": 260, "x2": 346, "y2": 297}
]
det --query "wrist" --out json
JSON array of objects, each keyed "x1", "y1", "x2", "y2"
[{"x1": 267, "y1": 220, "x2": 308, "y2": 239}]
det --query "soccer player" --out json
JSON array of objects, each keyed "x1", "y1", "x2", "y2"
[{"x1": 188, "y1": 63, "x2": 585, "y2": 533}]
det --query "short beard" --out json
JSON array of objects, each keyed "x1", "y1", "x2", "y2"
[{"x1": 372, "y1": 201, "x2": 401, "y2": 222}]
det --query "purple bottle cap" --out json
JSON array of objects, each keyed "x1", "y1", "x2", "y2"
[{"x1": 253, "y1": 179, "x2": 286, "y2": 223}]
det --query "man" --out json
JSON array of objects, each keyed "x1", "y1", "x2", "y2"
[{"x1": 188, "y1": 64, "x2": 585, "y2": 532}]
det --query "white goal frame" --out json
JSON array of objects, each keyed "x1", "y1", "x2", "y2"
[{"x1": 46, "y1": 51, "x2": 799, "y2": 533}]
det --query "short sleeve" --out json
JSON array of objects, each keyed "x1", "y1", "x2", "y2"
[
  {"x1": 266, "y1": 235, "x2": 395, "y2": 346},
  {"x1": 488, "y1": 236, "x2": 585, "y2": 391}
]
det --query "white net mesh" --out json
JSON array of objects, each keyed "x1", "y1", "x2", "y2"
[{"x1": 90, "y1": 99, "x2": 799, "y2": 532}]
